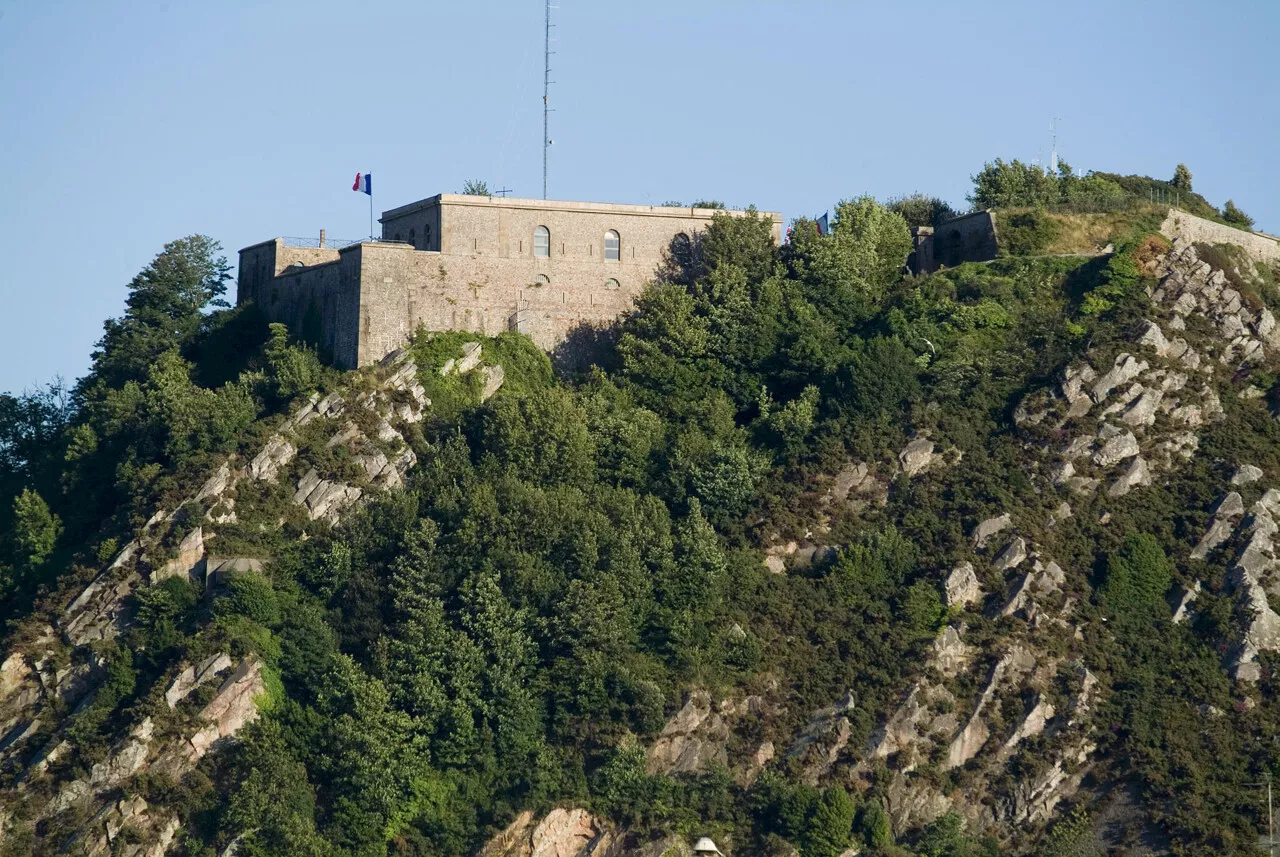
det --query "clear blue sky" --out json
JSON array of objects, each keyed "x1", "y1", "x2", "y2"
[{"x1": 2, "y1": 0, "x2": 1277, "y2": 394}]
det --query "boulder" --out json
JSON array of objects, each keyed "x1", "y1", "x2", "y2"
[
  {"x1": 1232, "y1": 464, "x2": 1265, "y2": 486},
  {"x1": 194, "y1": 461, "x2": 238, "y2": 503},
  {"x1": 944, "y1": 562, "x2": 982, "y2": 608},
  {"x1": 282, "y1": 392, "x2": 321, "y2": 429},
  {"x1": 1192, "y1": 517, "x2": 1236, "y2": 561},
  {"x1": 1107, "y1": 456, "x2": 1151, "y2": 498},
  {"x1": 1061, "y1": 435, "x2": 1095, "y2": 460},
  {"x1": 1136, "y1": 320, "x2": 1171, "y2": 356},
  {"x1": 191, "y1": 658, "x2": 267, "y2": 757},
  {"x1": 248, "y1": 435, "x2": 296, "y2": 482},
  {"x1": 481, "y1": 364, "x2": 506, "y2": 401},
  {"x1": 1003, "y1": 696, "x2": 1056, "y2": 750},
  {"x1": 972, "y1": 514, "x2": 1012, "y2": 549},
  {"x1": 315, "y1": 392, "x2": 345, "y2": 419},
  {"x1": 992, "y1": 537, "x2": 1028, "y2": 572},
  {"x1": 899, "y1": 439, "x2": 936, "y2": 477},
  {"x1": 479, "y1": 808, "x2": 612, "y2": 857},
  {"x1": 1091, "y1": 354, "x2": 1149, "y2": 403},
  {"x1": 1120, "y1": 389, "x2": 1163, "y2": 428},
  {"x1": 165, "y1": 652, "x2": 233, "y2": 709},
  {"x1": 1093, "y1": 431, "x2": 1140, "y2": 468},
  {"x1": 1215, "y1": 491, "x2": 1246, "y2": 518},
  {"x1": 441, "y1": 342, "x2": 483, "y2": 376},
  {"x1": 828, "y1": 461, "x2": 888, "y2": 509},
  {"x1": 1060, "y1": 364, "x2": 1098, "y2": 407},
  {"x1": 933, "y1": 626, "x2": 974, "y2": 672},
  {"x1": 153, "y1": 527, "x2": 205, "y2": 586},
  {"x1": 1170, "y1": 581, "x2": 1201, "y2": 624}
]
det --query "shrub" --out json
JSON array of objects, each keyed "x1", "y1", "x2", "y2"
[
  {"x1": 1222, "y1": 199, "x2": 1255, "y2": 230},
  {"x1": 997, "y1": 210, "x2": 1061, "y2": 256},
  {"x1": 887, "y1": 194, "x2": 957, "y2": 229}
]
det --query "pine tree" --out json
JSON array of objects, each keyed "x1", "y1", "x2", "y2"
[
  {"x1": 1171, "y1": 163, "x2": 1193, "y2": 192},
  {"x1": 12, "y1": 488, "x2": 60, "y2": 567}
]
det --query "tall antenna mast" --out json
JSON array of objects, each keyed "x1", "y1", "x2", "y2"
[
  {"x1": 1049, "y1": 116, "x2": 1061, "y2": 174},
  {"x1": 543, "y1": 0, "x2": 555, "y2": 199}
]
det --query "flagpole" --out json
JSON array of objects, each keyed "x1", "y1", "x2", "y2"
[{"x1": 369, "y1": 190, "x2": 374, "y2": 241}]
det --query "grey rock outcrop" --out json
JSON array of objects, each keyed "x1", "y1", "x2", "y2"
[
  {"x1": 646, "y1": 691, "x2": 728, "y2": 775},
  {"x1": 164, "y1": 652, "x2": 233, "y2": 709},
  {"x1": 1093, "y1": 431, "x2": 1140, "y2": 468},
  {"x1": 478, "y1": 808, "x2": 615, "y2": 857},
  {"x1": 248, "y1": 435, "x2": 296, "y2": 482},
  {"x1": 1233, "y1": 464, "x2": 1264, "y2": 485},
  {"x1": 992, "y1": 537, "x2": 1028, "y2": 572},
  {"x1": 153, "y1": 527, "x2": 205, "y2": 586},
  {"x1": 481, "y1": 364, "x2": 506, "y2": 401},
  {"x1": 972, "y1": 514, "x2": 1012, "y2": 550},
  {"x1": 899, "y1": 438, "x2": 936, "y2": 477},
  {"x1": 944, "y1": 562, "x2": 982, "y2": 608},
  {"x1": 1107, "y1": 456, "x2": 1151, "y2": 497},
  {"x1": 1092, "y1": 354, "x2": 1149, "y2": 403}
]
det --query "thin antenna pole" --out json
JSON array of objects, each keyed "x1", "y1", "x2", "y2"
[{"x1": 543, "y1": 0, "x2": 552, "y2": 199}]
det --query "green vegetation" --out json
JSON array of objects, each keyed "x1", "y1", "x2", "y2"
[
  {"x1": 3, "y1": 158, "x2": 1279, "y2": 857},
  {"x1": 459, "y1": 179, "x2": 491, "y2": 196}
]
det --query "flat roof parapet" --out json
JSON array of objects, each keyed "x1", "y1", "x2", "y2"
[{"x1": 379, "y1": 193, "x2": 782, "y2": 223}]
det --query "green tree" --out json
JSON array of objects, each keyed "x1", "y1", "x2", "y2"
[
  {"x1": 663, "y1": 208, "x2": 779, "y2": 286},
  {"x1": 1099, "y1": 534, "x2": 1172, "y2": 621},
  {"x1": 1171, "y1": 163, "x2": 1193, "y2": 192},
  {"x1": 858, "y1": 800, "x2": 893, "y2": 850},
  {"x1": 617, "y1": 283, "x2": 722, "y2": 410},
  {"x1": 12, "y1": 488, "x2": 60, "y2": 567},
  {"x1": 460, "y1": 179, "x2": 491, "y2": 196},
  {"x1": 263, "y1": 322, "x2": 324, "y2": 401},
  {"x1": 87, "y1": 235, "x2": 231, "y2": 389},
  {"x1": 782, "y1": 197, "x2": 912, "y2": 332},
  {"x1": 1222, "y1": 199, "x2": 1255, "y2": 229},
  {"x1": 887, "y1": 193, "x2": 956, "y2": 228},
  {"x1": 969, "y1": 158, "x2": 1058, "y2": 209},
  {"x1": 805, "y1": 786, "x2": 857, "y2": 857}
]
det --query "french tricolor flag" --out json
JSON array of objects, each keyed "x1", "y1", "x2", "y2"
[{"x1": 352, "y1": 172, "x2": 372, "y2": 195}]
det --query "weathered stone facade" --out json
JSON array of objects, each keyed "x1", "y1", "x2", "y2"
[{"x1": 239, "y1": 194, "x2": 783, "y2": 367}]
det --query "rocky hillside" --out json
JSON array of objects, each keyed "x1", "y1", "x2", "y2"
[{"x1": 2, "y1": 201, "x2": 1280, "y2": 857}]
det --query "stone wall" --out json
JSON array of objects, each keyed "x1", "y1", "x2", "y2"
[
  {"x1": 237, "y1": 239, "x2": 361, "y2": 368},
  {"x1": 1159, "y1": 208, "x2": 1280, "y2": 266},
  {"x1": 933, "y1": 211, "x2": 999, "y2": 269},
  {"x1": 240, "y1": 195, "x2": 783, "y2": 367}
]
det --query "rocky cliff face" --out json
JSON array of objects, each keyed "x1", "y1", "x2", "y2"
[
  {"x1": 477, "y1": 237, "x2": 1280, "y2": 855},
  {"x1": 4, "y1": 236, "x2": 1278, "y2": 856},
  {"x1": 0, "y1": 342, "x2": 508, "y2": 855}
]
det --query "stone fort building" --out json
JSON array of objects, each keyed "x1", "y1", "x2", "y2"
[{"x1": 238, "y1": 193, "x2": 783, "y2": 368}]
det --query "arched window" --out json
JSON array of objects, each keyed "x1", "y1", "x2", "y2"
[
  {"x1": 424, "y1": 224, "x2": 432, "y2": 249},
  {"x1": 604, "y1": 230, "x2": 620, "y2": 261},
  {"x1": 534, "y1": 226, "x2": 550, "y2": 257},
  {"x1": 604, "y1": 278, "x2": 620, "y2": 290},
  {"x1": 535, "y1": 274, "x2": 550, "y2": 286},
  {"x1": 409, "y1": 227, "x2": 416, "y2": 247}
]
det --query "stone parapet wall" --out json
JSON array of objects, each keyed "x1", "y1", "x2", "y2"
[
  {"x1": 354, "y1": 242, "x2": 646, "y2": 365},
  {"x1": 1159, "y1": 208, "x2": 1280, "y2": 266}
]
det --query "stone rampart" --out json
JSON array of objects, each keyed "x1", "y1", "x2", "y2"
[{"x1": 1159, "y1": 209, "x2": 1280, "y2": 266}]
